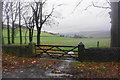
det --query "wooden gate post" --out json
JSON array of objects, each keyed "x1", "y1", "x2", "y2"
[{"x1": 78, "y1": 42, "x2": 85, "y2": 61}]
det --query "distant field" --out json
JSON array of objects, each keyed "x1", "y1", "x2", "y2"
[{"x1": 3, "y1": 28, "x2": 110, "y2": 47}]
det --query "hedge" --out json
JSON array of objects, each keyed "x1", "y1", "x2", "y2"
[{"x1": 2, "y1": 43, "x2": 36, "y2": 58}]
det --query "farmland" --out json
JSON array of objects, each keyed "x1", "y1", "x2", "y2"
[{"x1": 2, "y1": 28, "x2": 110, "y2": 47}]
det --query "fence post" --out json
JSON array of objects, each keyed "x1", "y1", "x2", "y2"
[
  {"x1": 97, "y1": 41, "x2": 99, "y2": 48},
  {"x1": 78, "y1": 42, "x2": 85, "y2": 62},
  {"x1": 28, "y1": 42, "x2": 36, "y2": 57}
]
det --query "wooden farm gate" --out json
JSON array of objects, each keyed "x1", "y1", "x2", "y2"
[{"x1": 35, "y1": 45, "x2": 78, "y2": 58}]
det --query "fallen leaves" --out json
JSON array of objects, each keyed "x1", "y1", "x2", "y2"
[
  {"x1": 70, "y1": 62, "x2": 120, "y2": 78},
  {"x1": 31, "y1": 61, "x2": 37, "y2": 64},
  {"x1": 2, "y1": 54, "x2": 62, "y2": 71},
  {"x1": 2, "y1": 54, "x2": 120, "y2": 78}
]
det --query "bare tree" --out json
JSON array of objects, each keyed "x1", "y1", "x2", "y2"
[
  {"x1": 22, "y1": 14, "x2": 35, "y2": 43},
  {"x1": 31, "y1": 0, "x2": 62, "y2": 44},
  {"x1": 9, "y1": 2, "x2": 19, "y2": 44},
  {"x1": 0, "y1": 1, "x2": 3, "y2": 44},
  {"x1": 73, "y1": 0, "x2": 111, "y2": 12},
  {"x1": 3, "y1": 1, "x2": 62, "y2": 44},
  {"x1": 19, "y1": 2, "x2": 22, "y2": 44},
  {"x1": 3, "y1": 2, "x2": 11, "y2": 44},
  {"x1": 3, "y1": 2, "x2": 26, "y2": 44},
  {"x1": 2, "y1": 2, "x2": 4, "y2": 44},
  {"x1": 21, "y1": 2, "x2": 35, "y2": 43}
]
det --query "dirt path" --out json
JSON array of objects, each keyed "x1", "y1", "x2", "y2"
[
  {"x1": 2, "y1": 58, "x2": 77, "y2": 78},
  {"x1": 3, "y1": 55, "x2": 120, "y2": 78},
  {"x1": 45, "y1": 59, "x2": 73, "y2": 78},
  {"x1": 3, "y1": 57, "x2": 93, "y2": 78},
  {"x1": 3, "y1": 63, "x2": 46, "y2": 78}
]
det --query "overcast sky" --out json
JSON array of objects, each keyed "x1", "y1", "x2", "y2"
[
  {"x1": 3, "y1": 0, "x2": 112, "y2": 33},
  {"x1": 42, "y1": 0, "x2": 111, "y2": 33}
]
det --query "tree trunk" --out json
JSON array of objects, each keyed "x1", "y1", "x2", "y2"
[
  {"x1": 7, "y1": 16, "x2": 10, "y2": 44},
  {"x1": 29, "y1": 29, "x2": 32, "y2": 43},
  {"x1": 2, "y1": 22, "x2": 4, "y2": 44},
  {"x1": 31, "y1": 28, "x2": 34, "y2": 42},
  {"x1": 31, "y1": 16, "x2": 34, "y2": 42},
  {"x1": 37, "y1": 28, "x2": 41, "y2": 44},
  {"x1": 110, "y1": 2, "x2": 120, "y2": 47},
  {"x1": 12, "y1": 21, "x2": 15, "y2": 44},
  {"x1": 24, "y1": 29, "x2": 28, "y2": 44},
  {"x1": 37, "y1": 2, "x2": 42, "y2": 45},
  {"x1": 118, "y1": 2, "x2": 120, "y2": 47},
  {"x1": 19, "y1": 2, "x2": 22, "y2": 44}
]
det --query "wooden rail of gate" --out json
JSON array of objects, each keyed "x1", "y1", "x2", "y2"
[{"x1": 35, "y1": 44, "x2": 78, "y2": 58}]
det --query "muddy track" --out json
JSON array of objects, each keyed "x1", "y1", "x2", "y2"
[
  {"x1": 2, "y1": 58, "x2": 83, "y2": 78},
  {"x1": 45, "y1": 59, "x2": 73, "y2": 78}
]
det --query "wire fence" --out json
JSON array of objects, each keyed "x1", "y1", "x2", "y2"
[{"x1": 2, "y1": 36, "x2": 110, "y2": 47}]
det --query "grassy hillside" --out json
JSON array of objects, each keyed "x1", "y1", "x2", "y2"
[
  {"x1": 61, "y1": 31, "x2": 110, "y2": 38},
  {"x1": 2, "y1": 28, "x2": 110, "y2": 47},
  {"x1": 3, "y1": 28, "x2": 57, "y2": 37}
]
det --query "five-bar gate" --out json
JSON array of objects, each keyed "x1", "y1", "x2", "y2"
[{"x1": 35, "y1": 45, "x2": 78, "y2": 58}]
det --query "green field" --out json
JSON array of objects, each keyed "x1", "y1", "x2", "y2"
[{"x1": 2, "y1": 28, "x2": 110, "y2": 47}]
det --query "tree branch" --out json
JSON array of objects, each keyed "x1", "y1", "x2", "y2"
[
  {"x1": 84, "y1": 4, "x2": 93, "y2": 10},
  {"x1": 22, "y1": 15, "x2": 34, "y2": 29},
  {"x1": 42, "y1": 7, "x2": 54, "y2": 25},
  {"x1": 14, "y1": 2, "x2": 19, "y2": 21},
  {"x1": 42, "y1": 0, "x2": 47, "y2": 5},
  {"x1": 106, "y1": 0, "x2": 111, "y2": 5},
  {"x1": 72, "y1": 0, "x2": 83, "y2": 12},
  {"x1": 92, "y1": 1, "x2": 111, "y2": 9}
]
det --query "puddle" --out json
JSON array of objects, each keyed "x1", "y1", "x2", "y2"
[
  {"x1": 46, "y1": 73, "x2": 72, "y2": 78},
  {"x1": 45, "y1": 58, "x2": 77, "y2": 78}
]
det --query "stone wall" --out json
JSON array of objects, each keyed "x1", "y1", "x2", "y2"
[
  {"x1": 80, "y1": 48, "x2": 120, "y2": 62},
  {"x1": 2, "y1": 43, "x2": 36, "y2": 58}
]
